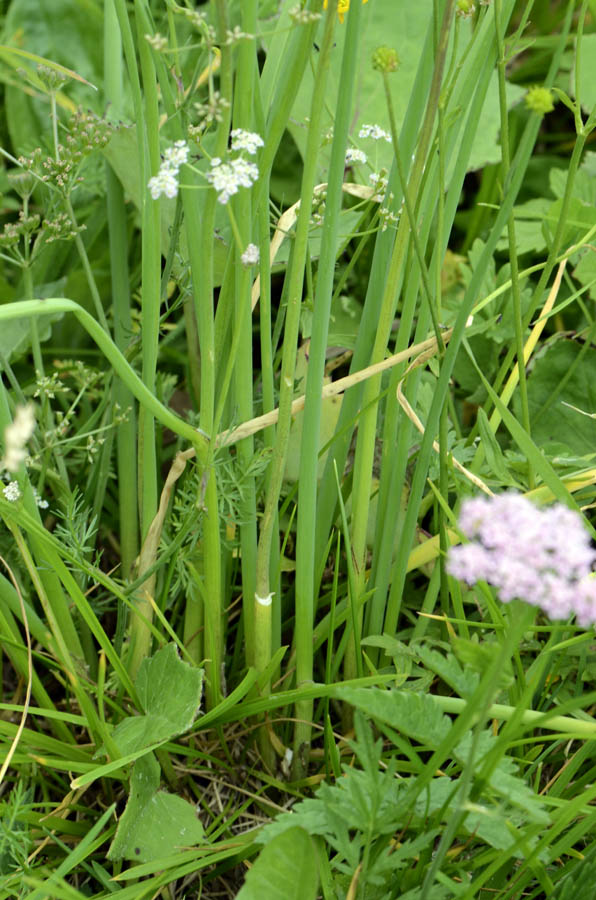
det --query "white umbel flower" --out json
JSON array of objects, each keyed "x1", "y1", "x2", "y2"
[
  {"x1": 230, "y1": 129, "x2": 264, "y2": 155},
  {"x1": 345, "y1": 147, "x2": 367, "y2": 165},
  {"x1": 3, "y1": 481, "x2": 21, "y2": 502},
  {"x1": 148, "y1": 168, "x2": 179, "y2": 199},
  {"x1": 358, "y1": 123, "x2": 392, "y2": 142},
  {"x1": 206, "y1": 156, "x2": 259, "y2": 204},
  {"x1": 230, "y1": 157, "x2": 259, "y2": 188},
  {"x1": 163, "y1": 140, "x2": 190, "y2": 168},
  {"x1": 241, "y1": 243, "x2": 260, "y2": 266},
  {"x1": 3, "y1": 404, "x2": 35, "y2": 473},
  {"x1": 148, "y1": 140, "x2": 190, "y2": 199}
]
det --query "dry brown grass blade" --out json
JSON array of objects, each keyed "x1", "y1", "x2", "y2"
[{"x1": 218, "y1": 330, "x2": 452, "y2": 447}]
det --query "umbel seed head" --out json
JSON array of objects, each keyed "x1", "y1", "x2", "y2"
[{"x1": 372, "y1": 46, "x2": 399, "y2": 73}]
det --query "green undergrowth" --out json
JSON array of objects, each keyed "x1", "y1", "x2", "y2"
[{"x1": 0, "y1": 0, "x2": 596, "y2": 898}]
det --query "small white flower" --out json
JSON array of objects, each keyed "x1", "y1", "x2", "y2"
[
  {"x1": 3, "y1": 404, "x2": 35, "y2": 473},
  {"x1": 148, "y1": 142, "x2": 190, "y2": 199},
  {"x1": 230, "y1": 129, "x2": 264, "y2": 155},
  {"x1": 345, "y1": 147, "x2": 367, "y2": 165},
  {"x1": 241, "y1": 243, "x2": 260, "y2": 266},
  {"x1": 231, "y1": 156, "x2": 259, "y2": 188},
  {"x1": 205, "y1": 161, "x2": 239, "y2": 205},
  {"x1": 33, "y1": 487, "x2": 48, "y2": 509},
  {"x1": 148, "y1": 168, "x2": 179, "y2": 200},
  {"x1": 206, "y1": 156, "x2": 259, "y2": 204},
  {"x1": 163, "y1": 140, "x2": 189, "y2": 168},
  {"x1": 359, "y1": 123, "x2": 392, "y2": 142},
  {"x1": 3, "y1": 481, "x2": 21, "y2": 502}
]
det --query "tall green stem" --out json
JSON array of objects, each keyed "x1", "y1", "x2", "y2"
[
  {"x1": 104, "y1": 0, "x2": 138, "y2": 585},
  {"x1": 494, "y1": 0, "x2": 532, "y2": 487},
  {"x1": 121, "y1": 0, "x2": 162, "y2": 679},
  {"x1": 232, "y1": 0, "x2": 259, "y2": 673},
  {"x1": 293, "y1": 0, "x2": 363, "y2": 773},
  {"x1": 253, "y1": 0, "x2": 328, "y2": 654}
]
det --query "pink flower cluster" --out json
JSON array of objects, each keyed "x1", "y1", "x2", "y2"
[{"x1": 447, "y1": 493, "x2": 596, "y2": 626}]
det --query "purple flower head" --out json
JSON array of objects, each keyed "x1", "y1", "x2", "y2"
[{"x1": 448, "y1": 492, "x2": 596, "y2": 626}]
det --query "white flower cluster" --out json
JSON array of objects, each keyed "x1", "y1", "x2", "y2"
[
  {"x1": 2, "y1": 404, "x2": 35, "y2": 473},
  {"x1": 241, "y1": 243, "x2": 260, "y2": 266},
  {"x1": 3, "y1": 481, "x2": 20, "y2": 502},
  {"x1": 206, "y1": 155, "x2": 259, "y2": 205},
  {"x1": 230, "y1": 129, "x2": 264, "y2": 155},
  {"x1": 203, "y1": 130, "x2": 263, "y2": 205},
  {"x1": 1, "y1": 478, "x2": 47, "y2": 506},
  {"x1": 359, "y1": 123, "x2": 392, "y2": 142},
  {"x1": 345, "y1": 147, "x2": 367, "y2": 165},
  {"x1": 148, "y1": 140, "x2": 190, "y2": 200},
  {"x1": 163, "y1": 142, "x2": 190, "y2": 168}
]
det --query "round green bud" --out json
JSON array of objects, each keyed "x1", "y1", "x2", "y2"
[
  {"x1": 456, "y1": 0, "x2": 475, "y2": 17},
  {"x1": 372, "y1": 46, "x2": 399, "y2": 73},
  {"x1": 525, "y1": 86, "x2": 555, "y2": 115}
]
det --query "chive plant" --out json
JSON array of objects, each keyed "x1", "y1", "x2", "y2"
[{"x1": 4, "y1": 0, "x2": 596, "y2": 895}]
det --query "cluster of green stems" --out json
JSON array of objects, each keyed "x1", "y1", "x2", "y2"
[{"x1": 2, "y1": 0, "x2": 595, "y2": 788}]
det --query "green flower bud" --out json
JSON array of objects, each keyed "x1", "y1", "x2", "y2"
[
  {"x1": 36, "y1": 63, "x2": 68, "y2": 92},
  {"x1": 372, "y1": 46, "x2": 399, "y2": 73},
  {"x1": 525, "y1": 86, "x2": 555, "y2": 115},
  {"x1": 7, "y1": 171, "x2": 36, "y2": 200},
  {"x1": 456, "y1": 0, "x2": 475, "y2": 17}
]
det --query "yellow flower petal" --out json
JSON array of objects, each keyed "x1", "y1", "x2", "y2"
[{"x1": 322, "y1": 0, "x2": 369, "y2": 25}]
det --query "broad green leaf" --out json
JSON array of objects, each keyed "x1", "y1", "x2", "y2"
[
  {"x1": 236, "y1": 827, "x2": 319, "y2": 900},
  {"x1": 334, "y1": 686, "x2": 452, "y2": 746},
  {"x1": 542, "y1": 197, "x2": 596, "y2": 250},
  {"x1": 107, "y1": 753, "x2": 204, "y2": 863},
  {"x1": 110, "y1": 643, "x2": 203, "y2": 756},
  {"x1": 451, "y1": 637, "x2": 513, "y2": 690},
  {"x1": 496, "y1": 197, "x2": 552, "y2": 255},
  {"x1": 136, "y1": 642, "x2": 203, "y2": 724},
  {"x1": 549, "y1": 162, "x2": 596, "y2": 206},
  {"x1": 105, "y1": 715, "x2": 175, "y2": 757},
  {"x1": 518, "y1": 339, "x2": 596, "y2": 457},
  {"x1": 414, "y1": 644, "x2": 480, "y2": 699},
  {"x1": 572, "y1": 250, "x2": 596, "y2": 300}
]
